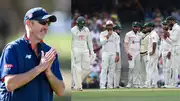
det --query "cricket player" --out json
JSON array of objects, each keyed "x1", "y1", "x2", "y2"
[
  {"x1": 159, "y1": 20, "x2": 172, "y2": 87},
  {"x1": 100, "y1": 20, "x2": 120, "y2": 89},
  {"x1": 145, "y1": 22, "x2": 160, "y2": 88},
  {"x1": 0, "y1": 7, "x2": 65, "y2": 101},
  {"x1": 113, "y1": 25, "x2": 122, "y2": 88},
  {"x1": 124, "y1": 22, "x2": 142, "y2": 88},
  {"x1": 71, "y1": 16, "x2": 96, "y2": 90},
  {"x1": 139, "y1": 25, "x2": 150, "y2": 87},
  {"x1": 164, "y1": 16, "x2": 180, "y2": 87}
]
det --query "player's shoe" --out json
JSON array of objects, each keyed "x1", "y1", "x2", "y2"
[
  {"x1": 100, "y1": 86, "x2": 106, "y2": 89},
  {"x1": 72, "y1": 87, "x2": 83, "y2": 91},
  {"x1": 126, "y1": 83, "x2": 132, "y2": 88},
  {"x1": 107, "y1": 86, "x2": 113, "y2": 89}
]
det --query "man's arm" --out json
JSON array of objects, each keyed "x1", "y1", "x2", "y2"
[
  {"x1": 165, "y1": 29, "x2": 180, "y2": 44},
  {"x1": 45, "y1": 70, "x2": 65, "y2": 96},
  {"x1": 150, "y1": 32, "x2": 158, "y2": 55},
  {"x1": 3, "y1": 51, "x2": 50, "y2": 92},
  {"x1": 124, "y1": 34, "x2": 129, "y2": 55},
  {"x1": 116, "y1": 35, "x2": 120, "y2": 56},
  {"x1": 100, "y1": 31, "x2": 111, "y2": 45},
  {"x1": 45, "y1": 51, "x2": 65, "y2": 96},
  {"x1": 86, "y1": 29, "x2": 94, "y2": 54},
  {"x1": 5, "y1": 66, "x2": 45, "y2": 92}
]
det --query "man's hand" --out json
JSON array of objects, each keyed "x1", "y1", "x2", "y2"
[
  {"x1": 36, "y1": 51, "x2": 50, "y2": 72},
  {"x1": 166, "y1": 52, "x2": 171, "y2": 59},
  {"x1": 149, "y1": 51, "x2": 155, "y2": 56},
  {"x1": 163, "y1": 31, "x2": 170, "y2": 39},
  {"x1": 106, "y1": 30, "x2": 113, "y2": 39},
  {"x1": 127, "y1": 53, "x2": 132, "y2": 60},
  {"x1": 44, "y1": 48, "x2": 57, "y2": 73},
  {"x1": 90, "y1": 53, "x2": 96, "y2": 64},
  {"x1": 115, "y1": 56, "x2": 119, "y2": 63}
]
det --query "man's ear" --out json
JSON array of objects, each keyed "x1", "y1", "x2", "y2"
[{"x1": 25, "y1": 20, "x2": 32, "y2": 28}]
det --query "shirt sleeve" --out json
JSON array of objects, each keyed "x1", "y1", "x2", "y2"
[
  {"x1": 124, "y1": 33, "x2": 129, "y2": 54},
  {"x1": 86, "y1": 29, "x2": 94, "y2": 54},
  {"x1": 165, "y1": 28, "x2": 180, "y2": 45},
  {"x1": 124, "y1": 33, "x2": 129, "y2": 43},
  {"x1": 116, "y1": 35, "x2": 120, "y2": 53},
  {"x1": 152, "y1": 33, "x2": 159, "y2": 43},
  {"x1": 100, "y1": 32, "x2": 108, "y2": 45},
  {"x1": 51, "y1": 55, "x2": 63, "y2": 80},
  {"x1": 0, "y1": 45, "x2": 18, "y2": 80},
  {"x1": 169, "y1": 29, "x2": 180, "y2": 42}
]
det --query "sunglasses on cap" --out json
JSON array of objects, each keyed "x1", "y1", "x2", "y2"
[{"x1": 32, "y1": 20, "x2": 51, "y2": 26}]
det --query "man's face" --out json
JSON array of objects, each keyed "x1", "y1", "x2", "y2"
[
  {"x1": 30, "y1": 19, "x2": 50, "y2": 40},
  {"x1": 132, "y1": 26, "x2": 139, "y2": 33},
  {"x1": 142, "y1": 28, "x2": 147, "y2": 34},
  {"x1": 145, "y1": 27, "x2": 152, "y2": 32},
  {"x1": 162, "y1": 25, "x2": 169, "y2": 31},
  {"x1": 106, "y1": 24, "x2": 113, "y2": 31},
  {"x1": 167, "y1": 20, "x2": 174, "y2": 28},
  {"x1": 116, "y1": 29, "x2": 121, "y2": 34}
]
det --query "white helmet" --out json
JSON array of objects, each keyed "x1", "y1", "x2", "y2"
[{"x1": 106, "y1": 20, "x2": 113, "y2": 25}]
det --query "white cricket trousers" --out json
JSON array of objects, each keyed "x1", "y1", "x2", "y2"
[
  {"x1": 127, "y1": 54, "x2": 142, "y2": 87},
  {"x1": 170, "y1": 46, "x2": 180, "y2": 86},
  {"x1": 162, "y1": 54, "x2": 172, "y2": 86},
  {"x1": 72, "y1": 48, "x2": 91, "y2": 89},
  {"x1": 140, "y1": 54, "x2": 148, "y2": 86},
  {"x1": 145, "y1": 53, "x2": 159, "y2": 86},
  {"x1": 100, "y1": 52, "x2": 116, "y2": 88},
  {"x1": 114, "y1": 59, "x2": 121, "y2": 88}
]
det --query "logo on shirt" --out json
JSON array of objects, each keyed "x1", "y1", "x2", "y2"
[
  {"x1": 25, "y1": 54, "x2": 32, "y2": 59},
  {"x1": 79, "y1": 35, "x2": 85, "y2": 40},
  {"x1": 4, "y1": 64, "x2": 13, "y2": 68}
]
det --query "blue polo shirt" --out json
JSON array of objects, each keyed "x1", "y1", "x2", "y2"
[{"x1": 0, "y1": 35, "x2": 63, "y2": 101}]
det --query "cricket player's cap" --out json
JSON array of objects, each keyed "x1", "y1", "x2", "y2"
[
  {"x1": 113, "y1": 25, "x2": 122, "y2": 30},
  {"x1": 166, "y1": 16, "x2": 176, "y2": 22},
  {"x1": 144, "y1": 22, "x2": 154, "y2": 27},
  {"x1": 24, "y1": 7, "x2": 57, "y2": 25},
  {"x1": 106, "y1": 20, "x2": 113, "y2": 25},
  {"x1": 161, "y1": 20, "x2": 168, "y2": 25},
  {"x1": 132, "y1": 21, "x2": 141, "y2": 27}
]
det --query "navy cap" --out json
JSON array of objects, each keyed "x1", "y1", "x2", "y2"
[{"x1": 24, "y1": 7, "x2": 57, "y2": 25}]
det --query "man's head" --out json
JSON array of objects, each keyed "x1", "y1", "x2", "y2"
[
  {"x1": 132, "y1": 21, "x2": 141, "y2": 33},
  {"x1": 144, "y1": 22, "x2": 154, "y2": 32},
  {"x1": 166, "y1": 16, "x2": 176, "y2": 28},
  {"x1": 106, "y1": 20, "x2": 114, "y2": 31},
  {"x1": 24, "y1": 7, "x2": 57, "y2": 41},
  {"x1": 76, "y1": 16, "x2": 86, "y2": 30},
  {"x1": 113, "y1": 25, "x2": 122, "y2": 35},
  {"x1": 141, "y1": 26, "x2": 147, "y2": 34},
  {"x1": 161, "y1": 20, "x2": 169, "y2": 31}
]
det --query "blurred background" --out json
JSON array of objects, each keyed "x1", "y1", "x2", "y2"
[
  {"x1": 71, "y1": 0, "x2": 180, "y2": 89},
  {"x1": 0, "y1": 0, "x2": 71, "y2": 101}
]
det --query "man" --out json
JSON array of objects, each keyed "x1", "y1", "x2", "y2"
[
  {"x1": 100, "y1": 20, "x2": 120, "y2": 89},
  {"x1": 71, "y1": 16, "x2": 96, "y2": 90},
  {"x1": 164, "y1": 16, "x2": 180, "y2": 87},
  {"x1": 145, "y1": 22, "x2": 160, "y2": 88},
  {"x1": 139, "y1": 25, "x2": 150, "y2": 87},
  {"x1": 159, "y1": 20, "x2": 172, "y2": 87},
  {"x1": 124, "y1": 22, "x2": 142, "y2": 88},
  {"x1": 0, "y1": 7, "x2": 65, "y2": 101},
  {"x1": 113, "y1": 25, "x2": 122, "y2": 88}
]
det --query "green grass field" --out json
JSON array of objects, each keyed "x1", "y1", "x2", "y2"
[{"x1": 72, "y1": 88, "x2": 180, "y2": 101}]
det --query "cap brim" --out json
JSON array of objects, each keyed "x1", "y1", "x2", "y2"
[{"x1": 42, "y1": 15, "x2": 57, "y2": 22}]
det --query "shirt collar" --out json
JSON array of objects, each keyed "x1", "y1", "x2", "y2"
[{"x1": 23, "y1": 34, "x2": 43, "y2": 50}]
